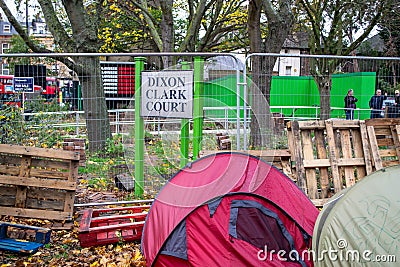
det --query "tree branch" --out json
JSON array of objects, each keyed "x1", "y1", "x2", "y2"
[{"x1": 0, "y1": 0, "x2": 51, "y2": 53}]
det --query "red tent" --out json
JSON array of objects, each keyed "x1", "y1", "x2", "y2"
[{"x1": 141, "y1": 152, "x2": 319, "y2": 266}]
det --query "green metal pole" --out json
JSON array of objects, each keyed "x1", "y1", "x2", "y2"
[
  {"x1": 134, "y1": 57, "x2": 146, "y2": 197},
  {"x1": 77, "y1": 84, "x2": 82, "y2": 111},
  {"x1": 180, "y1": 61, "x2": 190, "y2": 168},
  {"x1": 192, "y1": 57, "x2": 204, "y2": 160}
]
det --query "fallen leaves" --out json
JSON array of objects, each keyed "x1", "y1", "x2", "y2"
[{"x1": 0, "y1": 216, "x2": 147, "y2": 267}]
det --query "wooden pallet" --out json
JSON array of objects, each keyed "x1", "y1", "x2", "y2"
[
  {"x1": 365, "y1": 118, "x2": 400, "y2": 169},
  {"x1": 216, "y1": 133, "x2": 232, "y2": 150},
  {"x1": 0, "y1": 222, "x2": 51, "y2": 254},
  {"x1": 78, "y1": 205, "x2": 149, "y2": 247},
  {"x1": 287, "y1": 120, "x2": 373, "y2": 203},
  {"x1": 0, "y1": 144, "x2": 80, "y2": 221},
  {"x1": 200, "y1": 150, "x2": 294, "y2": 180},
  {"x1": 63, "y1": 138, "x2": 86, "y2": 167}
]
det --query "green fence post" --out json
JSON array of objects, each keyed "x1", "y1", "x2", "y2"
[
  {"x1": 134, "y1": 57, "x2": 146, "y2": 197},
  {"x1": 77, "y1": 84, "x2": 82, "y2": 111},
  {"x1": 192, "y1": 57, "x2": 204, "y2": 160},
  {"x1": 180, "y1": 61, "x2": 190, "y2": 168}
]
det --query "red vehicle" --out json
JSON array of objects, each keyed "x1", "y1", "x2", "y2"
[
  {"x1": 0, "y1": 75, "x2": 20, "y2": 107},
  {"x1": 0, "y1": 75, "x2": 14, "y2": 94},
  {"x1": 41, "y1": 77, "x2": 60, "y2": 100}
]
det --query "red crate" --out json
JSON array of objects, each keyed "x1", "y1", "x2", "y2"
[{"x1": 78, "y1": 205, "x2": 149, "y2": 247}]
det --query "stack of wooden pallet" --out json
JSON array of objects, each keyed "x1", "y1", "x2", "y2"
[
  {"x1": 63, "y1": 138, "x2": 86, "y2": 167},
  {"x1": 287, "y1": 118, "x2": 400, "y2": 206},
  {"x1": 200, "y1": 149, "x2": 295, "y2": 180},
  {"x1": 0, "y1": 144, "x2": 80, "y2": 221}
]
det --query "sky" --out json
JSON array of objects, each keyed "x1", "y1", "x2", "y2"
[{"x1": 3, "y1": 0, "x2": 40, "y2": 21}]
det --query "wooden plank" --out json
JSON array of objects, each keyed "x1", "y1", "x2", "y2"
[
  {"x1": 19, "y1": 156, "x2": 31, "y2": 177},
  {"x1": 15, "y1": 187, "x2": 27, "y2": 209},
  {"x1": 91, "y1": 205, "x2": 151, "y2": 215},
  {"x1": 28, "y1": 188, "x2": 66, "y2": 200},
  {"x1": 311, "y1": 198, "x2": 331, "y2": 208},
  {"x1": 359, "y1": 121, "x2": 373, "y2": 175},
  {"x1": 0, "y1": 144, "x2": 80, "y2": 161},
  {"x1": 0, "y1": 189, "x2": 16, "y2": 206},
  {"x1": 0, "y1": 207, "x2": 73, "y2": 220},
  {"x1": 280, "y1": 159, "x2": 294, "y2": 180},
  {"x1": 79, "y1": 208, "x2": 93, "y2": 232},
  {"x1": 297, "y1": 120, "x2": 326, "y2": 129},
  {"x1": 365, "y1": 118, "x2": 400, "y2": 127},
  {"x1": 376, "y1": 138, "x2": 394, "y2": 147},
  {"x1": 90, "y1": 212, "x2": 147, "y2": 223},
  {"x1": 301, "y1": 130, "x2": 318, "y2": 199},
  {"x1": 86, "y1": 221, "x2": 144, "y2": 234},
  {"x1": 340, "y1": 129, "x2": 356, "y2": 187},
  {"x1": 303, "y1": 159, "x2": 330, "y2": 168},
  {"x1": 334, "y1": 125, "x2": 345, "y2": 183},
  {"x1": 314, "y1": 130, "x2": 330, "y2": 198},
  {"x1": 367, "y1": 126, "x2": 384, "y2": 170},
  {"x1": 0, "y1": 155, "x2": 21, "y2": 165},
  {"x1": 0, "y1": 199, "x2": 15, "y2": 206},
  {"x1": 291, "y1": 121, "x2": 307, "y2": 193},
  {"x1": 325, "y1": 120, "x2": 342, "y2": 193},
  {"x1": 0, "y1": 165, "x2": 20, "y2": 176},
  {"x1": 0, "y1": 186, "x2": 16, "y2": 196},
  {"x1": 31, "y1": 158, "x2": 71, "y2": 170},
  {"x1": 286, "y1": 122, "x2": 295, "y2": 158},
  {"x1": 351, "y1": 127, "x2": 367, "y2": 180},
  {"x1": 26, "y1": 198, "x2": 64, "y2": 211},
  {"x1": 378, "y1": 149, "x2": 398, "y2": 157},
  {"x1": 69, "y1": 161, "x2": 79, "y2": 183},
  {"x1": 0, "y1": 175, "x2": 76, "y2": 190},
  {"x1": 390, "y1": 125, "x2": 400, "y2": 163},
  {"x1": 331, "y1": 120, "x2": 361, "y2": 129},
  {"x1": 29, "y1": 169, "x2": 70, "y2": 180},
  {"x1": 303, "y1": 158, "x2": 365, "y2": 168},
  {"x1": 63, "y1": 191, "x2": 75, "y2": 214},
  {"x1": 15, "y1": 156, "x2": 31, "y2": 208},
  {"x1": 383, "y1": 160, "x2": 400, "y2": 167},
  {"x1": 373, "y1": 128, "x2": 392, "y2": 136}
]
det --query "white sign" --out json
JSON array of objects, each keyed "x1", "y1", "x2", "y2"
[{"x1": 141, "y1": 70, "x2": 193, "y2": 118}]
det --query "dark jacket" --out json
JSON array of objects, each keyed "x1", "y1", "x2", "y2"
[
  {"x1": 369, "y1": 95, "x2": 387, "y2": 110},
  {"x1": 395, "y1": 95, "x2": 400, "y2": 105},
  {"x1": 344, "y1": 95, "x2": 358, "y2": 109}
]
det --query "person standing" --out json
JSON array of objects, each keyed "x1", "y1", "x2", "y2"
[
  {"x1": 394, "y1": 90, "x2": 400, "y2": 106},
  {"x1": 344, "y1": 89, "x2": 358, "y2": 120},
  {"x1": 369, "y1": 89, "x2": 387, "y2": 118},
  {"x1": 394, "y1": 89, "x2": 400, "y2": 118}
]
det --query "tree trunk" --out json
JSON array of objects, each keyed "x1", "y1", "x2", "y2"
[
  {"x1": 159, "y1": 0, "x2": 174, "y2": 67},
  {"x1": 315, "y1": 75, "x2": 332, "y2": 120},
  {"x1": 247, "y1": 0, "x2": 294, "y2": 148},
  {"x1": 76, "y1": 56, "x2": 112, "y2": 151}
]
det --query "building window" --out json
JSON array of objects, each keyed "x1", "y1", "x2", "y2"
[
  {"x1": 3, "y1": 24, "x2": 10, "y2": 33},
  {"x1": 285, "y1": 66, "x2": 292, "y2": 76},
  {"x1": 2, "y1": 43, "x2": 9, "y2": 53},
  {"x1": 2, "y1": 65, "x2": 9, "y2": 75}
]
